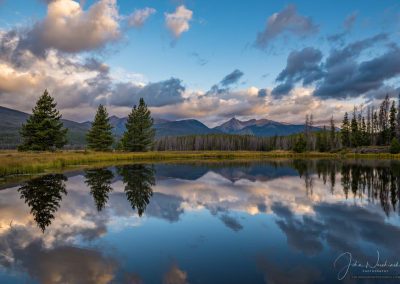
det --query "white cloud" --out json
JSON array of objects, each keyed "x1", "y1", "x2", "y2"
[
  {"x1": 165, "y1": 5, "x2": 193, "y2": 38},
  {"x1": 128, "y1": 7, "x2": 156, "y2": 28},
  {"x1": 23, "y1": 0, "x2": 120, "y2": 54}
]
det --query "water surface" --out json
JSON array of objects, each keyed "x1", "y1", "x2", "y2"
[{"x1": 0, "y1": 160, "x2": 400, "y2": 283}]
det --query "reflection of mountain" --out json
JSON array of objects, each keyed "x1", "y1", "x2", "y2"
[
  {"x1": 18, "y1": 174, "x2": 67, "y2": 232},
  {"x1": 85, "y1": 168, "x2": 114, "y2": 211},
  {"x1": 154, "y1": 162, "x2": 298, "y2": 183},
  {"x1": 117, "y1": 164, "x2": 155, "y2": 216}
]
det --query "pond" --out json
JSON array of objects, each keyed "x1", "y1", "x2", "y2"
[{"x1": 0, "y1": 160, "x2": 400, "y2": 283}]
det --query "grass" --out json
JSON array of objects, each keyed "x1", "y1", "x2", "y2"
[{"x1": 0, "y1": 150, "x2": 400, "y2": 178}]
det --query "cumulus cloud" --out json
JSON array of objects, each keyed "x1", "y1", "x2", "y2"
[
  {"x1": 19, "y1": 0, "x2": 120, "y2": 55},
  {"x1": 165, "y1": 5, "x2": 193, "y2": 38},
  {"x1": 256, "y1": 5, "x2": 318, "y2": 49},
  {"x1": 128, "y1": 7, "x2": 156, "y2": 28}
]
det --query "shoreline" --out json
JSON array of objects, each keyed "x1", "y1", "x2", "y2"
[{"x1": 1, "y1": 150, "x2": 400, "y2": 178}]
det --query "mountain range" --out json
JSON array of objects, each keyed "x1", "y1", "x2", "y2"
[{"x1": 0, "y1": 106, "x2": 315, "y2": 148}]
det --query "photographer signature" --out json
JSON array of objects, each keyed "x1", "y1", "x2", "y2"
[{"x1": 334, "y1": 250, "x2": 400, "y2": 280}]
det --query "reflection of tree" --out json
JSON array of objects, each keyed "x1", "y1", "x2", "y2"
[
  {"x1": 117, "y1": 164, "x2": 155, "y2": 216},
  {"x1": 293, "y1": 159, "x2": 400, "y2": 216},
  {"x1": 85, "y1": 168, "x2": 114, "y2": 211},
  {"x1": 18, "y1": 174, "x2": 67, "y2": 232}
]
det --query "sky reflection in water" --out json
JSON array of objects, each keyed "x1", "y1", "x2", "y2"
[{"x1": 0, "y1": 160, "x2": 400, "y2": 283}]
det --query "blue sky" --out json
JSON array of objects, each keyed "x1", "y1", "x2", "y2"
[{"x1": 0, "y1": 0, "x2": 400, "y2": 125}]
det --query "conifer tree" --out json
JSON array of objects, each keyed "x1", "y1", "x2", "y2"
[
  {"x1": 350, "y1": 107, "x2": 359, "y2": 147},
  {"x1": 329, "y1": 116, "x2": 336, "y2": 149},
  {"x1": 86, "y1": 105, "x2": 114, "y2": 151},
  {"x1": 19, "y1": 90, "x2": 67, "y2": 151},
  {"x1": 341, "y1": 112, "x2": 350, "y2": 147},
  {"x1": 121, "y1": 98, "x2": 155, "y2": 152}
]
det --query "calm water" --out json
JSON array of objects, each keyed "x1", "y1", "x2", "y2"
[{"x1": 0, "y1": 160, "x2": 400, "y2": 283}]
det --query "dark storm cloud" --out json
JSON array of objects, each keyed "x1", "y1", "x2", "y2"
[
  {"x1": 256, "y1": 5, "x2": 318, "y2": 49},
  {"x1": 276, "y1": 47, "x2": 323, "y2": 82},
  {"x1": 314, "y1": 44, "x2": 400, "y2": 99},
  {"x1": 271, "y1": 33, "x2": 399, "y2": 99},
  {"x1": 271, "y1": 47, "x2": 323, "y2": 96},
  {"x1": 206, "y1": 69, "x2": 244, "y2": 95},
  {"x1": 271, "y1": 82, "x2": 294, "y2": 97},
  {"x1": 220, "y1": 69, "x2": 244, "y2": 86},
  {"x1": 325, "y1": 33, "x2": 387, "y2": 68},
  {"x1": 108, "y1": 78, "x2": 185, "y2": 107}
]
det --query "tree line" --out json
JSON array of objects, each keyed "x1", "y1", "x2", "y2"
[
  {"x1": 19, "y1": 90, "x2": 155, "y2": 152},
  {"x1": 340, "y1": 95, "x2": 400, "y2": 153},
  {"x1": 17, "y1": 89, "x2": 400, "y2": 153}
]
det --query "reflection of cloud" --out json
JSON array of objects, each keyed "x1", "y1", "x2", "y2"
[
  {"x1": 219, "y1": 214, "x2": 243, "y2": 232},
  {"x1": 163, "y1": 263, "x2": 188, "y2": 284},
  {"x1": 146, "y1": 193, "x2": 184, "y2": 222},
  {"x1": 271, "y1": 201, "x2": 400, "y2": 259},
  {"x1": 257, "y1": 254, "x2": 321, "y2": 284},
  {"x1": 16, "y1": 242, "x2": 117, "y2": 284}
]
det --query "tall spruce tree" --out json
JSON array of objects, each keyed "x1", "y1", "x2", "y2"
[
  {"x1": 86, "y1": 105, "x2": 114, "y2": 151},
  {"x1": 19, "y1": 90, "x2": 67, "y2": 151},
  {"x1": 341, "y1": 112, "x2": 350, "y2": 147},
  {"x1": 330, "y1": 116, "x2": 336, "y2": 149},
  {"x1": 350, "y1": 107, "x2": 359, "y2": 147},
  {"x1": 121, "y1": 98, "x2": 155, "y2": 152}
]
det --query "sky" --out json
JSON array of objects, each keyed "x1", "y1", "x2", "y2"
[{"x1": 0, "y1": 0, "x2": 400, "y2": 126}]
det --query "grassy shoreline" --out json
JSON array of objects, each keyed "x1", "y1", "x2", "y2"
[{"x1": 1, "y1": 150, "x2": 400, "y2": 178}]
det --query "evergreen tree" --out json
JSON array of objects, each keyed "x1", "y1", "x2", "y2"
[
  {"x1": 121, "y1": 98, "x2": 155, "y2": 152},
  {"x1": 390, "y1": 100, "x2": 397, "y2": 141},
  {"x1": 350, "y1": 107, "x2": 359, "y2": 147},
  {"x1": 19, "y1": 90, "x2": 67, "y2": 151},
  {"x1": 86, "y1": 105, "x2": 114, "y2": 151},
  {"x1": 316, "y1": 126, "x2": 328, "y2": 152},
  {"x1": 341, "y1": 112, "x2": 350, "y2": 147},
  {"x1": 378, "y1": 95, "x2": 390, "y2": 145},
  {"x1": 329, "y1": 116, "x2": 336, "y2": 150},
  {"x1": 293, "y1": 134, "x2": 307, "y2": 153}
]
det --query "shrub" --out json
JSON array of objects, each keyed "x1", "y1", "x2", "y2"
[{"x1": 390, "y1": 138, "x2": 400, "y2": 154}]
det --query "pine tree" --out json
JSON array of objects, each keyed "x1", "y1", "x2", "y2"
[
  {"x1": 19, "y1": 90, "x2": 67, "y2": 151},
  {"x1": 350, "y1": 107, "x2": 359, "y2": 147},
  {"x1": 390, "y1": 100, "x2": 397, "y2": 141},
  {"x1": 121, "y1": 98, "x2": 155, "y2": 152},
  {"x1": 330, "y1": 116, "x2": 336, "y2": 150},
  {"x1": 341, "y1": 112, "x2": 350, "y2": 147},
  {"x1": 86, "y1": 105, "x2": 114, "y2": 151}
]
